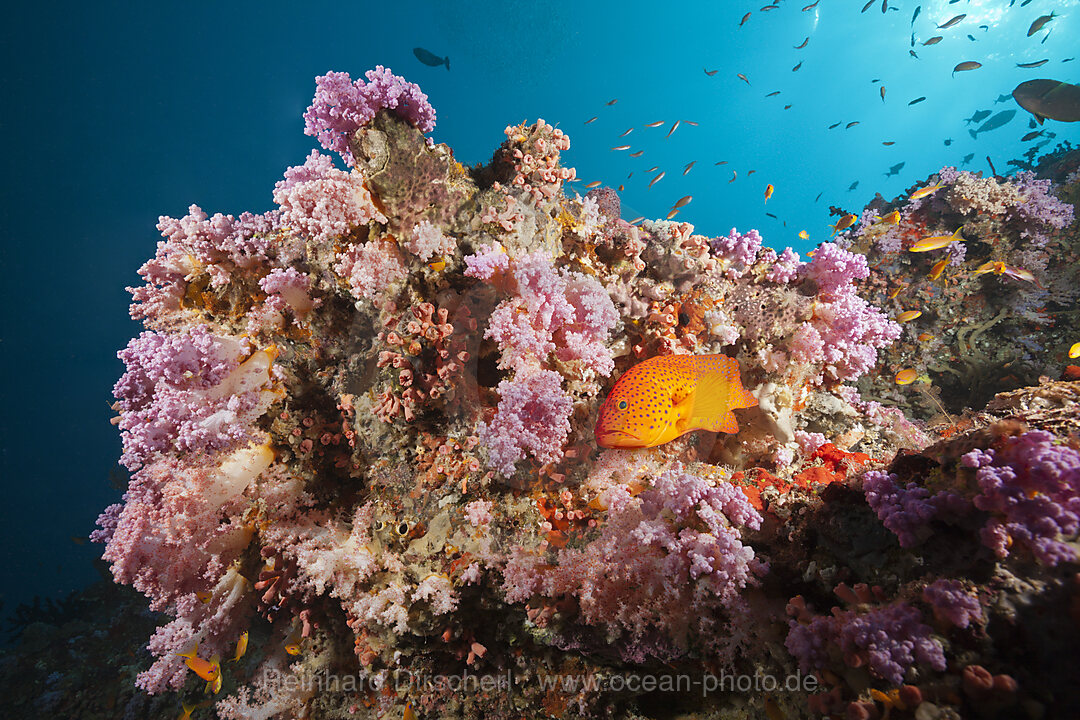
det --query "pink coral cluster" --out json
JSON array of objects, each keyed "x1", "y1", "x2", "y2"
[
  {"x1": 273, "y1": 150, "x2": 387, "y2": 242},
  {"x1": 303, "y1": 67, "x2": 436, "y2": 166},
  {"x1": 503, "y1": 463, "x2": 764, "y2": 662}
]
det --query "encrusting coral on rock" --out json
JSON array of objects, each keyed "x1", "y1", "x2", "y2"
[{"x1": 87, "y1": 67, "x2": 1080, "y2": 719}]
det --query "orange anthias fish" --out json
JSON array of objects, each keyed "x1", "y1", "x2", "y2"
[
  {"x1": 764, "y1": 183, "x2": 775, "y2": 202},
  {"x1": 876, "y1": 210, "x2": 901, "y2": 225},
  {"x1": 176, "y1": 644, "x2": 221, "y2": 683},
  {"x1": 830, "y1": 213, "x2": 858, "y2": 235},
  {"x1": 909, "y1": 182, "x2": 944, "y2": 201},
  {"x1": 910, "y1": 226, "x2": 963, "y2": 252},
  {"x1": 595, "y1": 354, "x2": 757, "y2": 449}
]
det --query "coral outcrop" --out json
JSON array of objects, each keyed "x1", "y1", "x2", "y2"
[{"x1": 87, "y1": 68, "x2": 1080, "y2": 719}]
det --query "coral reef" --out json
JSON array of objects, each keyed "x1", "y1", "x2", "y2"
[{"x1": 90, "y1": 68, "x2": 1080, "y2": 719}]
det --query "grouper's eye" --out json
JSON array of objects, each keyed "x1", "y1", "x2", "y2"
[{"x1": 618, "y1": 400, "x2": 628, "y2": 409}]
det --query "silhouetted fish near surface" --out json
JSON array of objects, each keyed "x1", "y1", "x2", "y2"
[
  {"x1": 909, "y1": 96, "x2": 927, "y2": 105},
  {"x1": 961, "y1": 152, "x2": 974, "y2": 165},
  {"x1": 766, "y1": 212, "x2": 778, "y2": 219},
  {"x1": 910, "y1": 50, "x2": 919, "y2": 59},
  {"x1": 846, "y1": 121, "x2": 860, "y2": 128},
  {"x1": 792, "y1": 61, "x2": 803, "y2": 72},
  {"x1": 848, "y1": 181, "x2": 859, "y2": 191},
  {"x1": 967, "y1": 35, "x2": 976, "y2": 42},
  {"x1": 938, "y1": 14, "x2": 965, "y2": 29},
  {"x1": 885, "y1": 162, "x2": 906, "y2": 177},
  {"x1": 862, "y1": 0, "x2": 874, "y2": 12},
  {"x1": 814, "y1": 191, "x2": 823, "y2": 202},
  {"x1": 413, "y1": 47, "x2": 449, "y2": 70},
  {"x1": 1027, "y1": 13, "x2": 1056, "y2": 37},
  {"x1": 1016, "y1": 60, "x2": 1049, "y2": 69},
  {"x1": 829, "y1": 122, "x2": 841, "y2": 129},
  {"x1": 802, "y1": 1, "x2": 820, "y2": 10},
  {"x1": 1013, "y1": 79, "x2": 1080, "y2": 123},
  {"x1": 965, "y1": 109, "x2": 991, "y2": 125},
  {"x1": 994, "y1": 94, "x2": 1012, "y2": 103},
  {"x1": 1021, "y1": 130, "x2": 1044, "y2": 141},
  {"x1": 766, "y1": 90, "x2": 781, "y2": 97},
  {"x1": 795, "y1": 37, "x2": 809, "y2": 49},
  {"x1": 911, "y1": 6, "x2": 920, "y2": 25},
  {"x1": 704, "y1": 68, "x2": 719, "y2": 76},
  {"x1": 969, "y1": 109, "x2": 1016, "y2": 138},
  {"x1": 944, "y1": 138, "x2": 953, "y2": 146}
]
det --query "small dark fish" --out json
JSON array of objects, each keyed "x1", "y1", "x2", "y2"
[
  {"x1": 792, "y1": 61, "x2": 803, "y2": 72},
  {"x1": 910, "y1": 50, "x2": 919, "y2": 59},
  {"x1": 740, "y1": 11, "x2": 752, "y2": 26},
  {"x1": 1020, "y1": 0, "x2": 1034, "y2": 5},
  {"x1": 784, "y1": 104, "x2": 793, "y2": 110},
  {"x1": 883, "y1": 141, "x2": 896, "y2": 145},
  {"x1": 881, "y1": 0, "x2": 888, "y2": 15},
  {"x1": 880, "y1": 86, "x2": 886, "y2": 102},
  {"x1": 911, "y1": 32, "x2": 916, "y2": 47},
  {"x1": 909, "y1": 96, "x2": 927, "y2": 105},
  {"x1": 629, "y1": 150, "x2": 644, "y2": 157},
  {"x1": 766, "y1": 90, "x2": 781, "y2": 97},
  {"x1": 943, "y1": 138, "x2": 953, "y2": 146},
  {"x1": 884, "y1": 161, "x2": 906, "y2": 177},
  {"x1": 952, "y1": 61, "x2": 982, "y2": 75},
  {"x1": 606, "y1": 99, "x2": 618, "y2": 106},
  {"x1": 1021, "y1": 130, "x2": 1044, "y2": 141},
  {"x1": 584, "y1": 116, "x2": 598, "y2": 124},
  {"x1": 682, "y1": 161, "x2": 696, "y2": 175},
  {"x1": 828, "y1": 122, "x2": 841, "y2": 129},
  {"x1": 802, "y1": 1, "x2": 820, "y2": 10},
  {"x1": 683, "y1": 120, "x2": 699, "y2": 126},
  {"x1": 961, "y1": 152, "x2": 974, "y2": 165},
  {"x1": 715, "y1": 160, "x2": 729, "y2": 165},
  {"x1": 766, "y1": 212, "x2": 778, "y2": 219},
  {"x1": 761, "y1": 4, "x2": 779, "y2": 11},
  {"x1": 949, "y1": 0, "x2": 960, "y2": 4},
  {"x1": 862, "y1": 0, "x2": 874, "y2": 12},
  {"x1": 967, "y1": 34, "x2": 976, "y2": 41},
  {"x1": 794, "y1": 37, "x2": 809, "y2": 49},
  {"x1": 846, "y1": 121, "x2": 860, "y2": 128},
  {"x1": 979, "y1": 25, "x2": 989, "y2": 31},
  {"x1": 964, "y1": 109, "x2": 991, "y2": 124},
  {"x1": 922, "y1": 36, "x2": 943, "y2": 46},
  {"x1": 738, "y1": 73, "x2": 750, "y2": 85},
  {"x1": 1016, "y1": 59, "x2": 1049, "y2": 68},
  {"x1": 748, "y1": 169, "x2": 757, "y2": 175},
  {"x1": 969, "y1": 109, "x2": 1016, "y2": 138},
  {"x1": 872, "y1": 78, "x2": 881, "y2": 83},
  {"x1": 729, "y1": 171, "x2": 737, "y2": 183},
  {"x1": 413, "y1": 47, "x2": 449, "y2": 70},
  {"x1": 619, "y1": 128, "x2": 633, "y2": 137},
  {"x1": 994, "y1": 93, "x2": 1012, "y2": 103},
  {"x1": 815, "y1": 191, "x2": 823, "y2": 202},
  {"x1": 1027, "y1": 14, "x2": 1055, "y2": 38},
  {"x1": 704, "y1": 68, "x2": 719, "y2": 76},
  {"x1": 1042, "y1": 30, "x2": 1052, "y2": 45},
  {"x1": 1029, "y1": 118, "x2": 1037, "y2": 128},
  {"x1": 938, "y1": 14, "x2": 966, "y2": 29},
  {"x1": 848, "y1": 181, "x2": 860, "y2": 191},
  {"x1": 1065, "y1": 58, "x2": 1076, "y2": 63},
  {"x1": 911, "y1": 6, "x2": 921, "y2": 25}
]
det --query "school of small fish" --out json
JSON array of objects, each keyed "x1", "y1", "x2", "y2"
[{"x1": 566, "y1": 1, "x2": 1070, "y2": 242}]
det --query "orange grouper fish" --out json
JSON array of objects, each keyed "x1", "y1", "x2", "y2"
[{"x1": 595, "y1": 354, "x2": 758, "y2": 449}]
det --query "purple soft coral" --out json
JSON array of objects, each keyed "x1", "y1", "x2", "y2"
[{"x1": 303, "y1": 67, "x2": 436, "y2": 166}]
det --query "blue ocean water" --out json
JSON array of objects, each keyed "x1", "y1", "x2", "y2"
[{"x1": 0, "y1": 0, "x2": 1076, "y2": 626}]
